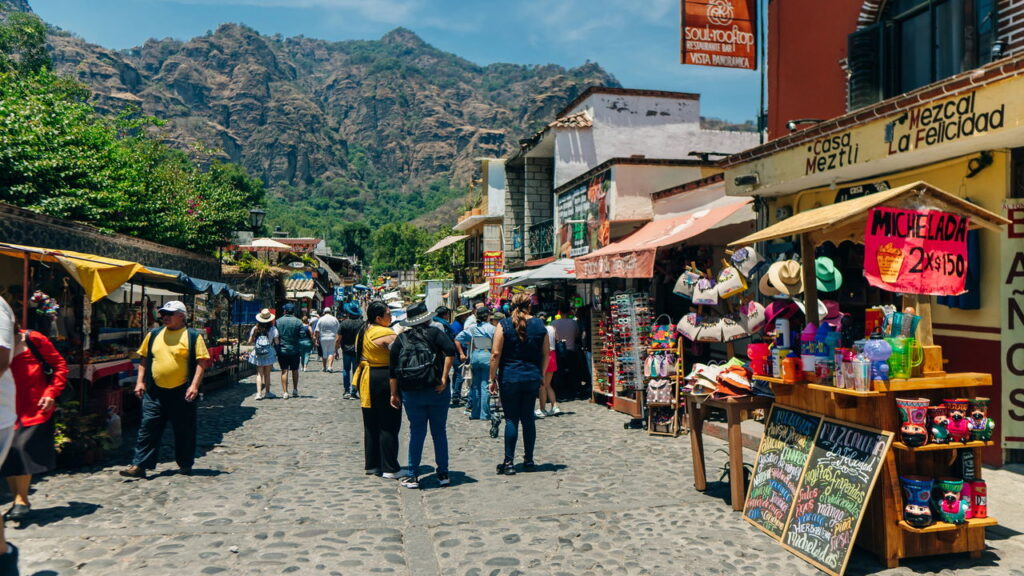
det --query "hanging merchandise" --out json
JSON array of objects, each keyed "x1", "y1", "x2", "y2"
[
  {"x1": 608, "y1": 292, "x2": 653, "y2": 392},
  {"x1": 737, "y1": 300, "x2": 767, "y2": 333},
  {"x1": 729, "y1": 245, "x2": 765, "y2": 278},
  {"x1": 692, "y1": 277, "x2": 719, "y2": 306},
  {"x1": 767, "y1": 260, "x2": 804, "y2": 296},
  {"x1": 716, "y1": 265, "x2": 748, "y2": 299},
  {"x1": 649, "y1": 314, "x2": 678, "y2": 349},
  {"x1": 672, "y1": 269, "x2": 702, "y2": 299}
]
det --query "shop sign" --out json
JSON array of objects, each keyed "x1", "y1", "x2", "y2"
[
  {"x1": 833, "y1": 181, "x2": 890, "y2": 204},
  {"x1": 555, "y1": 170, "x2": 609, "y2": 257},
  {"x1": 863, "y1": 207, "x2": 969, "y2": 296},
  {"x1": 1001, "y1": 200, "x2": 1024, "y2": 449},
  {"x1": 680, "y1": 0, "x2": 757, "y2": 70},
  {"x1": 887, "y1": 92, "x2": 1005, "y2": 156}
]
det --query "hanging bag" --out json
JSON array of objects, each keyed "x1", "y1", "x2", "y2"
[
  {"x1": 692, "y1": 278, "x2": 719, "y2": 306},
  {"x1": 720, "y1": 317, "x2": 748, "y2": 342},
  {"x1": 716, "y1": 263, "x2": 749, "y2": 299},
  {"x1": 736, "y1": 300, "x2": 767, "y2": 333},
  {"x1": 729, "y1": 246, "x2": 765, "y2": 279},
  {"x1": 646, "y1": 379, "x2": 673, "y2": 405},
  {"x1": 672, "y1": 270, "x2": 702, "y2": 299},
  {"x1": 677, "y1": 312, "x2": 701, "y2": 341},
  {"x1": 649, "y1": 314, "x2": 677, "y2": 349}
]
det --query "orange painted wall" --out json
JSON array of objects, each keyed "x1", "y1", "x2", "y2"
[{"x1": 767, "y1": 0, "x2": 863, "y2": 140}]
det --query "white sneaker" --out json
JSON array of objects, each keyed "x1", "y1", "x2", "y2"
[
  {"x1": 534, "y1": 409, "x2": 546, "y2": 419},
  {"x1": 283, "y1": 392, "x2": 290, "y2": 399},
  {"x1": 382, "y1": 469, "x2": 411, "y2": 479},
  {"x1": 550, "y1": 406, "x2": 562, "y2": 415},
  {"x1": 255, "y1": 394, "x2": 264, "y2": 401}
]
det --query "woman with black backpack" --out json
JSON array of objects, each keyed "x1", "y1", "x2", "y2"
[
  {"x1": 389, "y1": 301, "x2": 456, "y2": 489},
  {"x1": 489, "y1": 293, "x2": 549, "y2": 475}
]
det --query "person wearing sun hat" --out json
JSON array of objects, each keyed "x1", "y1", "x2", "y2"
[
  {"x1": 247, "y1": 309, "x2": 279, "y2": 400},
  {"x1": 388, "y1": 301, "x2": 457, "y2": 489}
]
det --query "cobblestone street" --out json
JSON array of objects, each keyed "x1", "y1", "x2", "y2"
[{"x1": 8, "y1": 370, "x2": 1024, "y2": 575}]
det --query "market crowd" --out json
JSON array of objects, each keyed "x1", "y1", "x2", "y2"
[{"x1": 239, "y1": 293, "x2": 583, "y2": 488}]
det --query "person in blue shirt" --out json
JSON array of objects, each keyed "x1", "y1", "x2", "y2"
[{"x1": 455, "y1": 307, "x2": 496, "y2": 421}]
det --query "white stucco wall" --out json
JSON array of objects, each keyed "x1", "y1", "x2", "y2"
[
  {"x1": 552, "y1": 92, "x2": 761, "y2": 187},
  {"x1": 484, "y1": 159, "x2": 506, "y2": 216},
  {"x1": 609, "y1": 164, "x2": 707, "y2": 221}
]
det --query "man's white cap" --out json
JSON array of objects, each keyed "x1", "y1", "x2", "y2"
[{"x1": 158, "y1": 300, "x2": 188, "y2": 315}]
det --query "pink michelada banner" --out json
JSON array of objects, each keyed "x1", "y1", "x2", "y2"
[{"x1": 864, "y1": 206, "x2": 969, "y2": 296}]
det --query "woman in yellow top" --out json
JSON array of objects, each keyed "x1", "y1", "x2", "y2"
[{"x1": 352, "y1": 301, "x2": 404, "y2": 478}]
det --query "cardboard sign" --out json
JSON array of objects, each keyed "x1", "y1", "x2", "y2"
[
  {"x1": 680, "y1": 0, "x2": 757, "y2": 70},
  {"x1": 744, "y1": 406, "x2": 823, "y2": 540},
  {"x1": 781, "y1": 419, "x2": 893, "y2": 576},
  {"x1": 864, "y1": 206, "x2": 970, "y2": 295}
]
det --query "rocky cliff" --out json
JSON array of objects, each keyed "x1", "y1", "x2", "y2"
[{"x1": 20, "y1": 0, "x2": 618, "y2": 228}]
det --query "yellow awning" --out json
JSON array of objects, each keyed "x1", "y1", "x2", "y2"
[
  {"x1": 0, "y1": 243, "x2": 178, "y2": 302},
  {"x1": 728, "y1": 181, "x2": 1010, "y2": 247}
]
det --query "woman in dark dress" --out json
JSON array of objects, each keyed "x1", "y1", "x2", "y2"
[{"x1": 489, "y1": 293, "x2": 549, "y2": 475}]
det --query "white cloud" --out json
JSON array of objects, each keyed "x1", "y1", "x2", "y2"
[{"x1": 164, "y1": 0, "x2": 421, "y2": 25}]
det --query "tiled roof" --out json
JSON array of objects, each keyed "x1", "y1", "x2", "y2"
[
  {"x1": 284, "y1": 278, "x2": 314, "y2": 291},
  {"x1": 549, "y1": 111, "x2": 592, "y2": 129}
]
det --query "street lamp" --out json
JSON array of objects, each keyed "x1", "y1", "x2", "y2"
[{"x1": 249, "y1": 208, "x2": 266, "y2": 234}]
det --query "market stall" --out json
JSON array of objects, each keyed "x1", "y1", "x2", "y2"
[{"x1": 724, "y1": 181, "x2": 1008, "y2": 574}]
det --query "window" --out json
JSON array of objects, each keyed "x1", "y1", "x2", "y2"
[{"x1": 848, "y1": 0, "x2": 997, "y2": 110}]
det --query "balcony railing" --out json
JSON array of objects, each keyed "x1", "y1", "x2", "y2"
[{"x1": 527, "y1": 219, "x2": 553, "y2": 260}]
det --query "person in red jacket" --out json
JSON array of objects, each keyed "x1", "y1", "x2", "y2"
[{"x1": 1, "y1": 324, "x2": 67, "y2": 522}]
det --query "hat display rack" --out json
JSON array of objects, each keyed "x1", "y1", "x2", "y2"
[{"x1": 672, "y1": 247, "x2": 768, "y2": 345}]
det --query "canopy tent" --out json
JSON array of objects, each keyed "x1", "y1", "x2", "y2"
[
  {"x1": 728, "y1": 180, "x2": 1009, "y2": 248},
  {"x1": 146, "y1": 267, "x2": 236, "y2": 298},
  {"x1": 287, "y1": 290, "x2": 316, "y2": 299},
  {"x1": 0, "y1": 242, "x2": 179, "y2": 303},
  {"x1": 232, "y1": 237, "x2": 293, "y2": 252},
  {"x1": 460, "y1": 282, "x2": 491, "y2": 298},
  {"x1": 574, "y1": 200, "x2": 753, "y2": 279},
  {"x1": 425, "y1": 235, "x2": 469, "y2": 254},
  {"x1": 502, "y1": 258, "x2": 577, "y2": 287},
  {"x1": 105, "y1": 284, "x2": 184, "y2": 304}
]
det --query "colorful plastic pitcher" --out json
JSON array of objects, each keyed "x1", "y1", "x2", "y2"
[{"x1": 886, "y1": 336, "x2": 923, "y2": 379}]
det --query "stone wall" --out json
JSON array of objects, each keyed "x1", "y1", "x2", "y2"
[
  {"x1": 0, "y1": 203, "x2": 221, "y2": 279},
  {"x1": 523, "y1": 157, "x2": 554, "y2": 259},
  {"x1": 504, "y1": 162, "x2": 526, "y2": 264}
]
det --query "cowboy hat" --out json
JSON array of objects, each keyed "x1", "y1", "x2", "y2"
[
  {"x1": 764, "y1": 300, "x2": 798, "y2": 330},
  {"x1": 815, "y1": 256, "x2": 843, "y2": 292},
  {"x1": 401, "y1": 301, "x2": 433, "y2": 327},
  {"x1": 453, "y1": 305, "x2": 472, "y2": 319},
  {"x1": 795, "y1": 298, "x2": 828, "y2": 319},
  {"x1": 768, "y1": 260, "x2": 804, "y2": 296},
  {"x1": 256, "y1": 308, "x2": 276, "y2": 323},
  {"x1": 759, "y1": 272, "x2": 781, "y2": 297}
]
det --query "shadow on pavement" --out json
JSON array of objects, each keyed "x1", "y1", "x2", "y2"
[
  {"x1": 12, "y1": 501, "x2": 101, "y2": 529},
  {"x1": 30, "y1": 571, "x2": 59, "y2": 576},
  {"x1": 525, "y1": 463, "x2": 566, "y2": 473}
]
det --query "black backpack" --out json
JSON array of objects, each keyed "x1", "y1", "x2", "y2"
[{"x1": 394, "y1": 328, "x2": 438, "y2": 391}]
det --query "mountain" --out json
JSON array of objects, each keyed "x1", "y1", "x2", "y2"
[{"x1": 16, "y1": 0, "x2": 619, "y2": 235}]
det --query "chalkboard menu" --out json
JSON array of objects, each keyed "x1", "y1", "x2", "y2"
[
  {"x1": 744, "y1": 406, "x2": 822, "y2": 539},
  {"x1": 781, "y1": 419, "x2": 893, "y2": 576}
]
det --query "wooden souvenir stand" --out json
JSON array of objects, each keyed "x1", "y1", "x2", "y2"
[
  {"x1": 729, "y1": 181, "x2": 1010, "y2": 571},
  {"x1": 646, "y1": 338, "x2": 684, "y2": 437}
]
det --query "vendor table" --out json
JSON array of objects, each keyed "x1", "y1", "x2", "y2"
[
  {"x1": 684, "y1": 394, "x2": 774, "y2": 511},
  {"x1": 67, "y1": 359, "x2": 136, "y2": 382}
]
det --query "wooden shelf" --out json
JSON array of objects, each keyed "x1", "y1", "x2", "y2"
[
  {"x1": 647, "y1": 402, "x2": 676, "y2": 407},
  {"x1": 892, "y1": 440, "x2": 994, "y2": 452},
  {"x1": 807, "y1": 383, "x2": 885, "y2": 397},
  {"x1": 754, "y1": 375, "x2": 786, "y2": 384},
  {"x1": 877, "y1": 372, "x2": 992, "y2": 392},
  {"x1": 898, "y1": 517, "x2": 997, "y2": 534}
]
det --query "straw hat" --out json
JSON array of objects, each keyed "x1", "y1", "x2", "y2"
[
  {"x1": 759, "y1": 272, "x2": 781, "y2": 297},
  {"x1": 401, "y1": 301, "x2": 433, "y2": 327},
  {"x1": 255, "y1": 308, "x2": 276, "y2": 323},
  {"x1": 768, "y1": 260, "x2": 804, "y2": 296}
]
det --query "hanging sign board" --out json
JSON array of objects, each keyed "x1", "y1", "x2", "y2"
[
  {"x1": 680, "y1": 0, "x2": 757, "y2": 70},
  {"x1": 781, "y1": 419, "x2": 893, "y2": 576},
  {"x1": 863, "y1": 206, "x2": 970, "y2": 295},
  {"x1": 1002, "y1": 200, "x2": 1024, "y2": 448},
  {"x1": 744, "y1": 406, "x2": 823, "y2": 540}
]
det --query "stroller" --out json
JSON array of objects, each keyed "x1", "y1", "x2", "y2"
[{"x1": 488, "y1": 392, "x2": 504, "y2": 438}]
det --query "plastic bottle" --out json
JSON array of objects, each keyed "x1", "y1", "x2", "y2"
[
  {"x1": 852, "y1": 353, "x2": 870, "y2": 391},
  {"x1": 782, "y1": 351, "x2": 802, "y2": 384},
  {"x1": 775, "y1": 318, "x2": 791, "y2": 349},
  {"x1": 800, "y1": 322, "x2": 818, "y2": 376}
]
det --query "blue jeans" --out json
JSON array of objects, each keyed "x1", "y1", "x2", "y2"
[
  {"x1": 499, "y1": 379, "x2": 540, "y2": 464},
  {"x1": 131, "y1": 385, "x2": 197, "y2": 470},
  {"x1": 451, "y1": 359, "x2": 465, "y2": 402},
  {"x1": 402, "y1": 386, "x2": 450, "y2": 477},
  {"x1": 468, "y1": 357, "x2": 491, "y2": 420},
  {"x1": 342, "y1": 353, "x2": 358, "y2": 394}
]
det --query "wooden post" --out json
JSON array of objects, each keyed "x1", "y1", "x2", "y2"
[
  {"x1": 801, "y1": 235, "x2": 819, "y2": 325},
  {"x1": 21, "y1": 253, "x2": 29, "y2": 328}
]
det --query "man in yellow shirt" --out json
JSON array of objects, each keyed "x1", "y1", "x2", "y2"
[{"x1": 120, "y1": 301, "x2": 210, "y2": 479}]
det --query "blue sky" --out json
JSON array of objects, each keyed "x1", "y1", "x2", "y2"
[{"x1": 30, "y1": 0, "x2": 761, "y2": 123}]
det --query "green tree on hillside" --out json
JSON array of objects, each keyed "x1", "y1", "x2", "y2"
[
  {"x1": 369, "y1": 222, "x2": 427, "y2": 272},
  {"x1": 0, "y1": 12, "x2": 264, "y2": 253}
]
